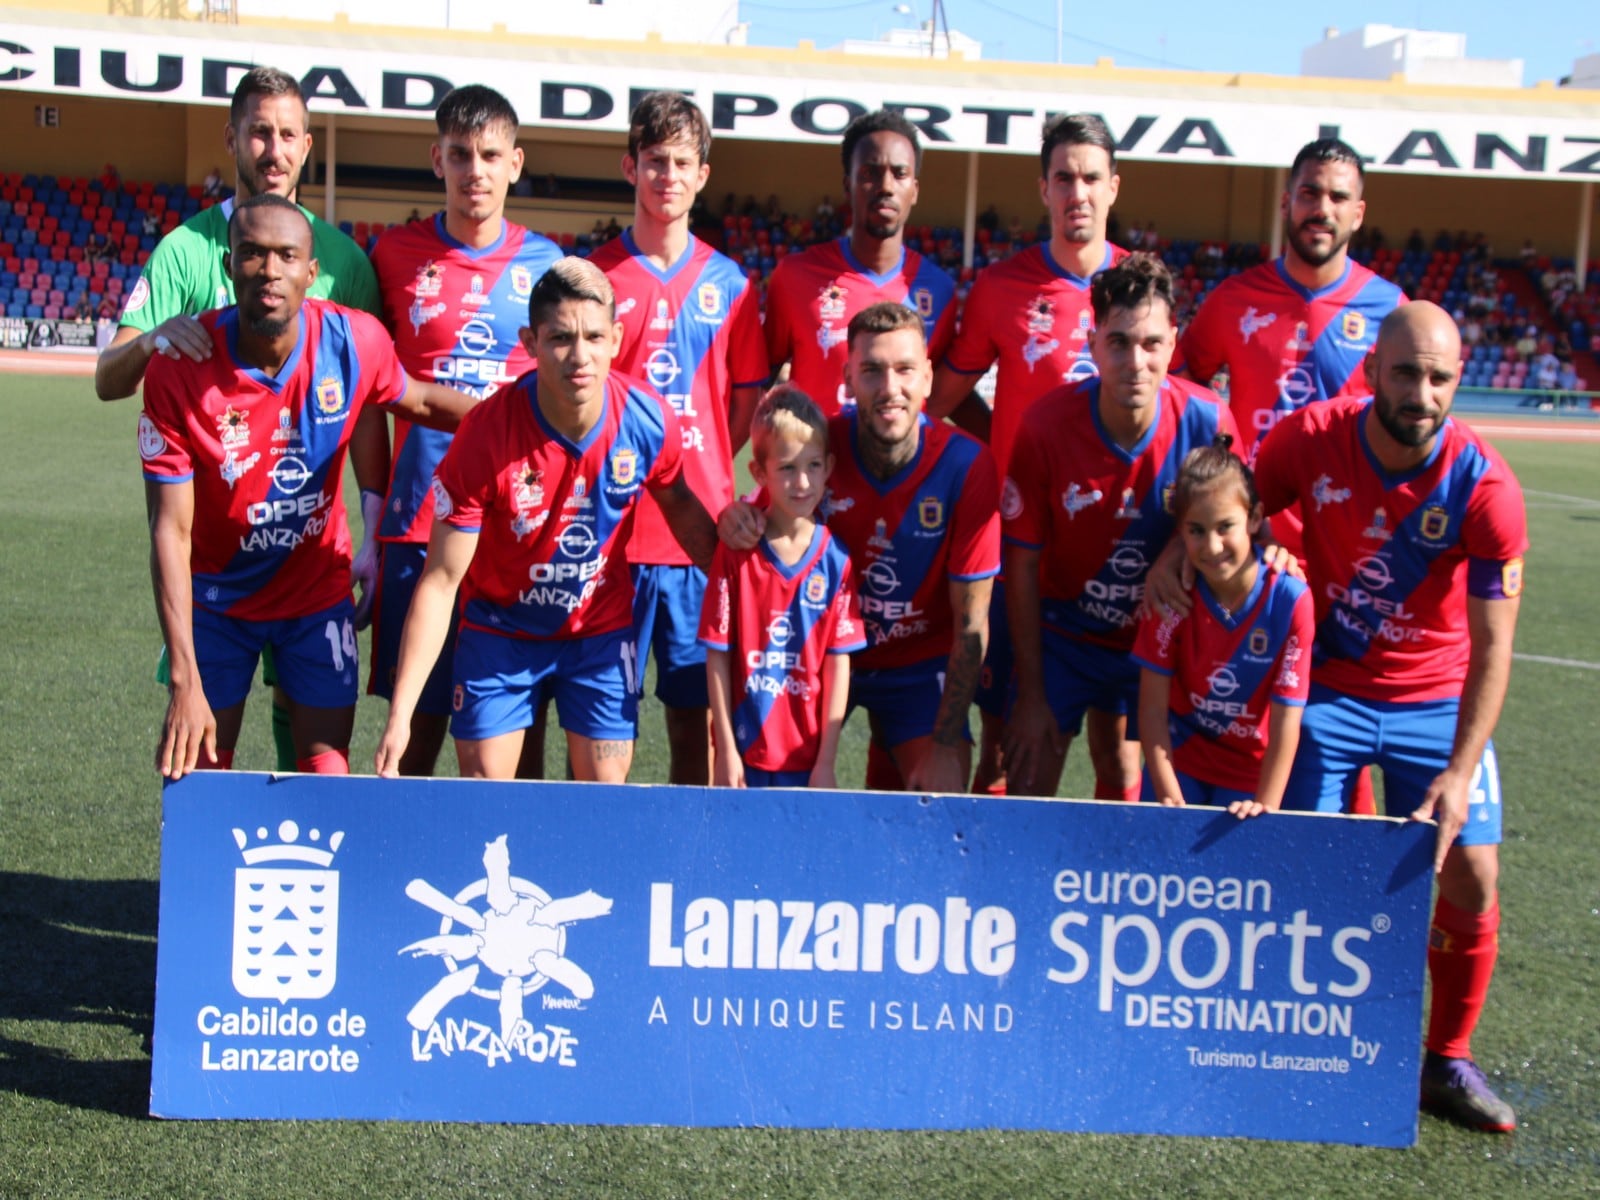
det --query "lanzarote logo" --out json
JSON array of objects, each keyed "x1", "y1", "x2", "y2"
[
  {"x1": 231, "y1": 821, "x2": 343, "y2": 1003},
  {"x1": 401, "y1": 835, "x2": 613, "y2": 1068}
]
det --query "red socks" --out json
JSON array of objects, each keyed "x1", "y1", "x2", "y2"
[
  {"x1": 297, "y1": 750, "x2": 350, "y2": 775},
  {"x1": 1426, "y1": 896, "x2": 1500, "y2": 1059},
  {"x1": 198, "y1": 747, "x2": 235, "y2": 770},
  {"x1": 864, "y1": 741, "x2": 905, "y2": 791},
  {"x1": 1094, "y1": 779, "x2": 1140, "y2": 803},
  {"x1": 1348, "y1": 767, "x2": 1378, "y2": 816}
]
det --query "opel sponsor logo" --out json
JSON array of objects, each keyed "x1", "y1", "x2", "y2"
[
  {"x1": 1354, "y1": 555, "x2": 1393, "y2": 591},
  {"x1": 269, "y1": 455, "x2": 312, "y2": 495},
  {"x1": 767, "y1": 613, "x2": 795, "y2": 647},
  {"x1": 1206, "y1": 666, "x2": 1240, "y2": 698},
  {"x1": 456, "y1": 318, "x2": 497, "y2": 357},
  {"x1": 556, "y1": 522, "x2": 598, "y2": 559},
  {"x1": 646, "y1": 349, "x2": 682, "y2": 390},
  {"x1": 862, "y1": 559, "x2": 901, "y2": 597},
  {"x1": 1108, "y1": 545, "x2": 1147, "y2": 580}
]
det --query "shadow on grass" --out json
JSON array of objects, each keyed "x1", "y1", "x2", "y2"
[{"x1": 0, "y1": 872, "x2": 157, "y2": 1117}]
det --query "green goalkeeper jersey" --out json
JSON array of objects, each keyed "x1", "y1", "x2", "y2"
[{"x1": 118, "y1": 196, "x2": 380, "y2": 329}]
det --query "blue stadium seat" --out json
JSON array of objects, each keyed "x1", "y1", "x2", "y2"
[{"x1": 24, "y1": 304, "x2": 42, "y2": 318}]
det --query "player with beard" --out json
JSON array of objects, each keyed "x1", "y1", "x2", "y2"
[
  {"x1": 1253, "y1": 303, "x2": 1526, "y2": 1134},
  {"x1": 98, "y1": 66, "x2": 386, "y2": 773},
  {"x1": 764, "y1": 109, "x2": 957, "y2": 417},
  {"x1": 720, "y1": 303, "x2": 1000, "y2": 793},
  {"x1": 138, "y1": 196, "x2": 472, "y2": 779},
  {"x1": 926, "y1": 114, "x2": 1130, "y2": 799}
]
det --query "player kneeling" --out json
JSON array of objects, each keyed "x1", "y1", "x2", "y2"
[
  {"x1": 375, "y1": 258, "x2": 716, "y2": 782},
  {"x1": 1134, "y1": 441, "x2": 1314, "y2": 817}
]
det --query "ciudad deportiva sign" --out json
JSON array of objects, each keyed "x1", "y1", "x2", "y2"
[{"x1": 150, "y1": 773, "x2": 1435, "y2": 1146}]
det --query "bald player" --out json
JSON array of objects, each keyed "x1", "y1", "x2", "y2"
[{"x1": 1254, "y1": 303, "x2": 1526, "y2": 1134}]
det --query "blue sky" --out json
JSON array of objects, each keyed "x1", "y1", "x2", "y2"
[{"x1": 737, "y1": 1, "x2": 1593, "y2": 86}]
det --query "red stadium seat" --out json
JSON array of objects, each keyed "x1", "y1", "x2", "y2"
[
  {"x1": 92, "y1": 260, "x2": 110, "y2": 278},
  {"x1": 43, "y1": 303, "x2": 61, "y2": 319},
  {"x1": 73, "y1": 257, "x2": 89, "y2": 273}
]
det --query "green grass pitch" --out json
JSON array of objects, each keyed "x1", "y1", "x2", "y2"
[{"x1": 2, "y1": 374, "x2": 1597, "y2": 1197}]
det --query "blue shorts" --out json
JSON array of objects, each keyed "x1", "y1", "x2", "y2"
[
  {"x1": 1168, "y1": 770, "x2": 1253, "y2": 808},
  {"x1": 1282, "y1": 685, "x2": 1503, "y2": 846},
  {"x1": 745, "y1": 767, "x2": 813, "y2": 788},
  {"x1": 975, "y1": 576, "x2": 1012, "y2": 718},
  {"x1": 450, "y1": 625, "x2": 639, "y2": 742},
  {"x1": 849, "y1": 657, "x2": 971, "y2": 749},
  {"x1": 192, "y1": 600, "x2": 359, "y2": 711},
  {"x1": 1017, "y1": 630, "x2": 1140, "y2": 739},
  {"x1": 369, "y1": 543, "x2": 456, "y2": 716},
  {"x1": 631, "y1": 563, "x2": 710, "y2": 709}
]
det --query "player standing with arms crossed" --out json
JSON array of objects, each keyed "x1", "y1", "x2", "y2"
[
  {"x1": 926, "y1": 114, "x2": 1130, "y2": 798},
  {"x1": 98, "y1": 66, "x2": 387, "y2": 773},
  {"x1": 701, "y1": 388, "x2": 864, "y2": 789},
  {"x1": 1254, "y1": 303, "x2": 1526, "y2": 1133},
  {"x1": 375, "y1": 259, "x2": 717, "y2": 783},
  {"x1": 139, "y1": 196, "x2": 471, "y2": 778},
  {"x1": 1001, "y1": 257, "x2": 1237, "y2": 798},
  {"x1": 367, "y1": 85, "x2": 562, "y2": 777},
  {"x1": 589, "y1": 92, "x2": 767, "y2": 785}
]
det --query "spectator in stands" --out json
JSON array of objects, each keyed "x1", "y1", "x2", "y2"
[
  {"x1": 100, "y1": 162, "x2": 120, "y2": 192},
  {"x1": 1535, "y1": 350, "x2": 1561, "y2": 392},
  {"x1": 1406, "y1": 227, "x2": 1425, "y2": 255},
  {"x1": 1520, "y1": 238, "x2": 1537, "y2": 264},
  {"x1": 1515, "y1": 325, "x2": 1539, "y2": 359},
  {"x1": 977, "y1": 202, "x2": 999, "y2": 234},
  {"x1": 1463, "y1": 314, "x2": 1483, "y2": 347},
  {"x1": 1142, "y1": 221, "x2": 1160, "y2": 251},
  {"x1": 818, "y1": 195, "x2": 837, "y2": 222},
  {"x1": 72, "y1": 294, "x2": 92, "y2": 322},
  {"x1": 201, "y1": 165, "x2": 222, "y2": 198},
  {"x1": 141, "y1": 209, "x2": 160, "y2": 238}
]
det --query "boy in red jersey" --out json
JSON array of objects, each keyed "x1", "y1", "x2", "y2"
[
  {"x1": 1002, "y1": 256, "x2": 1237, "y2": 798},
  {"x1": 927, "y1": 113, "x2": 1129, "y2": 797},
  {"x1": 701, "y1": 388, "x2": 864, "y2": 788},
  {"x1": 367, "y1": 85, "x2": 563, "y2": 776},
  {"x1": 140, "y1": 196, "x2": 472, "y2": 779},
  {"x1": 1254, "y1": 303, "x2": 1526, "y2": 1133},
  {"x1": 375, "y1": 259, "x2": 717, "y2": 783},
  {"x1": 590, "y1": 91, "x2": 768, "y2": 785}
]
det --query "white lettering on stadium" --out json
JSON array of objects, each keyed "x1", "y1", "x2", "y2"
[{"x1": 648, "y1": 883, "x2": 1018, "y2": 977}]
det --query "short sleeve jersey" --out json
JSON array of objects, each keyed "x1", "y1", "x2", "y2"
[
  {"x1": 943, "y1": 242, "x2": 1129, "y2": 475},
  {"x1": 1133, "y1": 558, "x2": 1315, "y2": 792},
  {"x1": 370, "y1": 215, "x2": 562, "y2": 544},
  {"x1": 1002, "y1": 377, "x2": 1238, "y2": 651},
  {"x1": 764, "y1": 238, "x2": 956, "y2": 415},
  {"x1": 137, "y1": 300, "x2": 407, "y2": 621},
  {"x1": 1253, "y1": 398, "x2": 1528, "y2": 703},
  {"x1": 119, "y1": 198, "x2": 381, "y2": 330},
  {"x1": 432, "y1": 372, "x2": 684, "y2": 641},
  {"x1": 589, "y1": 231, "x2": 767, "y2": 565},
  {"x1": 821, "y1": 412, "x2": 1000, "y2": 671},
  {"x1": 698, "y1": 527, "x2": 866, "y2": 774}
]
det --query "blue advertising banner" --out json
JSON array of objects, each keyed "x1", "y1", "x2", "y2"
[{"x1": 151, "y1": 774, "x2": 1435, "y2": 1146}]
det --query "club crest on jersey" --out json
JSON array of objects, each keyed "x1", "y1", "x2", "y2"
[
  {"x1": 910, "y1": 288, "x2": 933, "y2": 318},
  {"x1": 1114, "y1": 487, "x2": 1139, "y2": 519},
  {"x1": 697, "y1": 283, "x2": 722, "y2": 317},
  {"x1": 1420, "y1": 505, "x2": 1450, "y2": 541},
  {"x1": 137, "y1": 413, "x2": 166, "y2": 460},
  {"x1": 316, "y1": 377, "x2": 346, "y2": 417},
  {"x1": 610, "y1": 449, "x2": 638, "y2": 487},
  {"x1": 1342, "y1": 311, "x2": 1367, "y2": 342},
  {"x1": 1061, "y1": 483, "x2": 1103, "y2": 518},
  {"x1": 918, "y1": 496, "x2": 944, "y2": 531},
  {"x1": 1311, "y1": 474, "x2": 1351, "y2": 511},
  {"x1": 414, "y1": 261, "x2": 444, "y2": 298},
  {"x1": 430, "y1": 477, "x2": 453, "y2": 520},
  {"x1": 1502, "y1": 556, "x2": 1524, "y2": 598},
  {"x1": 1026, "y1": 295, "x2": 1055, "y2": 334},
  {"x1": 510, "y1": 266, "x2": 533, "y2": 297},
  {"x1": 805, "y1": 571, "x2": 828, "y2": 605},
  {"x1": 124, "y1": 275, "x2": 150, "y2": 314},
  {"x1": 217, "y1": 406, "x2": 250, "y2": 446},
  {"x1": 1000, "y1": 477, "x2": 1023, "y2": 521},
  {"x1": 1249, "y1": 627, "x2": 1270, "y2": 656},
  {"x1": 818, "y1": 283, "x2": 847, "y2": 322},
  {"x1": 1238, "y1": 307, "x2": 1276, "y2": 343}
]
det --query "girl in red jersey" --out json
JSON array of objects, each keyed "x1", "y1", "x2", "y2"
[{"x1": 1133, "y1": 441, "x2": 1315, "y2": 817}]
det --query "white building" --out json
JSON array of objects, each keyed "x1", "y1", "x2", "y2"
[
  {"x1": 1565, "y1": 53, "x2": 1600, "y2": 90},
  {"x1": 1301, "y1": 25, "x2": 1523, "y2": 89},
  {"x1": 214, "y1": 0, "x2": 747, "y2": 45},
  {"x1": 830, "y1": 22, "x2": 982, "y2": 61}
]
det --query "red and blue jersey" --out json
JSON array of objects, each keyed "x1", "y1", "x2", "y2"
[
  {"x1": 698, "y1": 525, "x2": 865, "y2": 773},
  {"x1": 370, "y1": 215, "x2": 562, "y2": 544},
  {"x1": 589, "y1": 231, "x2": 767, "y2": 565},
  {"x1": 432, "y1": 372, "x2": 684, "y2": 641},
  {"x1": 1253, "y1": 398, "x2": 1527, "y2": 703},
  {"x1": 943, "y1": 242, "x2": 1129, "y2": 475},
  {"x1": 821, "y1": 412, "x2": 1000, "y2": 671},
  {"x1": 1134, "y1": 558, "x2": 1315, "y2": 792},
  {"x1": 138, "y1": 299, "x2": 407, "y2": 621},
  {"x1": 1001, "y1": 376, "x2": 1238, "y2": 651},
  {"x1": 764, "y1": 238, "x2": 956, "y2": 414}
]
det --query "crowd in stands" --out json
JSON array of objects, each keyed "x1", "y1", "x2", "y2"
[{"x1": 6, "y1": 168, "x2": 1596, "y2": 397}]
